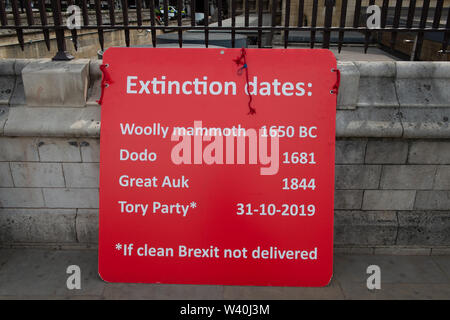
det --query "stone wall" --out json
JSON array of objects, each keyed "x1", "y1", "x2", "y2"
[{"x1": 0, "y1": 58, "x2": 449, "y2": 254}]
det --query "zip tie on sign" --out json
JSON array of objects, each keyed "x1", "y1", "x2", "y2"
[
  {"x1": 97, "y1": 64, "x2": 113, "y2": 105},
  {"x1": 331, "y1": 68, "x2": 340, "y2": 95},
  {"x1": 233, "y1": 48, "x2": 256, "y2": 115}
]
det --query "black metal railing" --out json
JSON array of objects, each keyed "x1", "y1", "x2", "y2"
[{"x1": 0, "y1": 0, "x2": 449, "y2": 61}]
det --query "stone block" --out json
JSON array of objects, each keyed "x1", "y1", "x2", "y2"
[
  {"x1": 395, "y1": 62, "x2": 450, "y2": 108},
  {"x1": 380, "y1": 165, "x2": 436, "y2": 190},
  {"x1": 9, "y1": 59, "x2": 32, "y2": 106},
  {"x1": 334, "y1": 190, "x2": 363, "y2": 209},
  {"x1": 63, "y1": 163, "x2": 99, "y2": 188},
  {"x1": 0, "y1": 107, "x2": 8, "y2": 135},
  {"x1": 80, "y1": 138, "x2": 100, "y2": 162},
  {"x1": 408, "y1": 141, "x2": 450, "y2": 164},
  {"x1": 22, "y1": 59, "x2": 90, "y2": 107},
  {"x1": 0, "y1": 208, "x2": 76, "y2": 243},
  {"x1": 0, "y1": 137, "x2": 39, "y2": 161},
  {"x1": 3, "y1": 106, "x2": 100, "y2": 137},
  {"x1": 354, "y1": 62, "x2": 399, "y2": 108},
  {"x1": 414, "y1": 191, "x2": 450, "y2": 210},
  {"x1": 0, "y1": 188, "x2": 45, "y2": 207},
  {"x1": 335, "y1": 139, "x2": 366, "y2": 164},
  {"x1": 397, "y1": 211, "x2": 450, "y2": 246},
  {"x1": 0, "y1": 60, "x2": 15, "y2": 106},
  {"x1": 10, "y1": 162, "x2": 65, "y2": 187},
  {"x1": 76, "y1": 209, "x2": 99, "y2": 243},
  {"x1": 336, "y1": 61, "x2": 359, "y2": 110},
  {"x1": 365, "y1": 140, "x2": 408, "y2": 164},
  {"x1": 336, "y1": 107, "x2": 403, "y2": 138},
  {"x1": 434, "y1": 166, "x2": 450, "y2": 190},
  {"x1": 334, "y1": 211, "x2": 398, "y2": 245},
  {"x1": 43, "y1": 188, "x2": 99, "y2": 208},
  {"x1": 400, "y1": 107, "x2": 450, "y2": 139},
  {"x1": 0, "y1": 163, "x2": 13, "y2": 187},
  {"x1": 363, "y1": 190, "x2": 416, "y2": 210},
  {"x1": 38, "y1": 138, "x2": 81, "y2": 162},
  {"x1": 374, "y1": 247, "x2": 432, "y2": 255},
  {"x1": 335, "y1": 165, "x2": 381, "y2": 189}
]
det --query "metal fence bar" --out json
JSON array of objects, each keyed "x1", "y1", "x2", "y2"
[
  {"x1": 177, "y1": 0, "x2": 183, "y2": 47},
  {"x1": 364, "y1": 0, "x2": 375, "y2": 53},
  {"x1": 406, "y1": 0, "x2": 416, "y2": 28},
  {"x1": 257, "y1": 0, "x2": 263, "y2": 47},
  {"x1": 0, "y1": 0, "x2": 448, "y2": 61},
  {"x1": 413, "y1": 0, "x2": 431, "y2": 60},
  {"x1": 94, "y1": 0, "x2": 104, "y2": 51},
  {"x1": 310, "y1": 0, "x2": 318, "y2": 48},
  {"x1": 231, "y1": 0, "x2": 236, "y2": 48},
  {"x1": 245, "y1": 0, "x2": 250, "y2": 27},
  {"x1": 0, "y1": 0, "x2": 7, "y2": 27},
  {"x1": 107, "y1": 0, "x2": 116, "y2": 26},
  {"x1": 391, "y1": 0, "x2": 403, "y2": 50},
  {"x1": 37, "y1": 0, "x2": 50, "y2": 50},
  {"x1": 204, "y1": 0, "x2": 209, "y2": 47},
  {"x1": 353, "y1": 0, "x2": 362, "y2": 28},
  {"x1": 322, "y1": 0, "x2": 334, "y2": 49},
  {"x1": 338, "y1": 0, "x2": 348, "y2": 53},
  {"x1": 441, "y1": 5, "x2": 450, "y2": 54},
  {"x1": 284, "y1": 0, "x2": 290, "y2": 48},
  {"x1": 121, "y1": 0, "x2": 131, "y2": 47},
  {"x1": 11, "y1": 0, "x2": 24, "y2": 51},
  {"x1": 297, "y1": 0, "x2": 304, "y2": 28},
  {"x1": 149, "y1": 0, "x2": 157, "y2": 47},
  {"x1": 218, "y1": 0, "x2": 222, "y2": 27},
  {"x1": 136, "y1": 0, "x2": 143, "y2": 27}
]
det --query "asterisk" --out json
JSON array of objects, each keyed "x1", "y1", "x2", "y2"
[
  {"x1": 190, "y1": 201, "x2": 197, "y2": 208},
  {"x1": 115, "y1": 243, "x2": 122, "y2": 250}
]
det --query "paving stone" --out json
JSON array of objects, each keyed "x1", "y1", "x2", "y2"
[
  {"x1": 0, "y1": 137, "x2": 39, "y2": 161},
  {"x1": 103, "y1": 283, "x2": 224, "y2": 300},
  {"x1": 365, "y1": 140, "x2": 408, "y2": 164},
  {"x1": 0, "y1": 162, "x2": 13, "y2": 187},
  {"x1": 397, "y1": 211, "x2": 450, "y2": 246},
  {"x1": 335, "y1": 140, "x2": 367, "y2": 164},
  {"x1": 333, "y1": 254, "x2": 449, "y2": 284},
  {"x1": 43, "y1": 188, "x2": 99, "y2": 208},
  {"x1": 0, "y1": 249, "x2": 104, "y2": 296},
  {"x1": 414, "y1": 191, "x2": 450, "y2": 210},
  {"x1": 335, "y1": 165, "x2": 381, "y2": 189},
  {"x1": 334, "y1": 190, "x2": 363, "y2": 209},
  {"x1": 0, "y1": 187, "x2": 44, "y2": 207},
  {"x1": 10, "y1": 162, "x2": 65, "y2": 187},
  {"x1": 339, "y1": 283, "x2": 450, "y2": 300},
  {"x1": 363, "y1": 190, "x2": 416, "y2": 210},
  {"x1": 0, "y1": 209, "x2": 76, "y2": 243},
  {"x1": 38, "y1": 139, "x2": 82, "y2": 162},
  {"x1": 63, "y1": 163, "x2": 99, "y2": 188},
  {"x1": 380, "y1": 165, "x2": 436, "y2": 190},
  {"x1": 223, "y1": 279, "x2": 344, "y2": 299},
  {"x1": 409, "y1": 141, "x2": 450, "y2": 164}
]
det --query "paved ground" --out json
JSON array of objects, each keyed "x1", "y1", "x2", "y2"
[{"x1": 0, "y1": 248, "x2": 449, "y2": 299}]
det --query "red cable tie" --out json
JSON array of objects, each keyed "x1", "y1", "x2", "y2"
[
  {"x1": 97, "y1": 64, "x2": 113, "y2": 105},
  {"x1": 332, "y1": 68, "x2": 341, "y2": 96},
  {"x1": 234, "y1": 48, "x2": 256, "y2": 115}
]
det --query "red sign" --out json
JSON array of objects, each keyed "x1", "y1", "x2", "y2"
[{"x1": 99, "y1": 48, "x2": 336, "y2": 286}]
